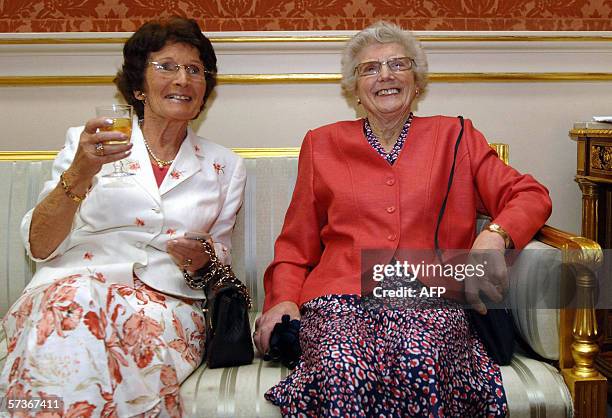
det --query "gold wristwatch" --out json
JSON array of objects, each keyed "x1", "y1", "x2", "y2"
[{"x1": 485, "y1": 223, "x2": 513, "y2": 249}]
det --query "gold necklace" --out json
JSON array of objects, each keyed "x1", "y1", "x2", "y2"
[{"x1": 142, "y1": 136, "x2": 174, "y2": 168}]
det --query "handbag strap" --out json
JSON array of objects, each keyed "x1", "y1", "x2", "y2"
[
  {"x1": 434, "y1": 116, "x2": 464, "y2": 259},
  {"x1": 201, "y1": 240, "x2": 253, "y2": 309},
  {"x1": 184, "y1": 239, "x2": 253, "y2": 309}
]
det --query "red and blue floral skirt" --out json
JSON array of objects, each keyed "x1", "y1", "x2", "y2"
[{"x1": 265, "y1": 294, "x2": 507, "y2": 417}]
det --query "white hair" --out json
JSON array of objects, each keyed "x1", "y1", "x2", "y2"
[{"x1": 341, "y1": 21, "x2": 428, "y2": 96}]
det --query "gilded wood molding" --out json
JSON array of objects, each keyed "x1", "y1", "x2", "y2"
[
  {"x1": 0, "y1": 151, "x2": 58, "y2": 160},
  {"x1": 576, "y1": 178, "x2": 600, "y2": 242},
  {"x1": 2, "y1": 72, "x2": 612, "y2": 87},
  {"x1": 575, "y1": 175, "x2": 612, "y2": 185},
  {"x1": 0, "y1": 149, "x2": 301, "y2": 161},
  {"x1": 535, "y1": 225, "x2": 603, "y2": 265},
  {"x1": 570, "y1": 129, "x2": 612, "y2": 138},
  {"x1": 219, "y1": 74, "x2": 340, "y2": 83},
  {"x1": 489, "y1": 143, "x2": 508, "y2": 164},
  {"x1": 231, "y1": 147, "x2": 300, "y2": 158}
]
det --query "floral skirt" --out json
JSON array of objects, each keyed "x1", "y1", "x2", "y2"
[
  {"x1": 0, "y1": 274, "x2": 205, "y2": 417},
  {"x1": 265, "y1": 294, "x2": 507, "y2": 418}
]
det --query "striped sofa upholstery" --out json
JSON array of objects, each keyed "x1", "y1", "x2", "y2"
[{"x1": 0, "y1": 155, "x2": 575, "y2": 417}]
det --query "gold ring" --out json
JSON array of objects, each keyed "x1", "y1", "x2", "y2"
[
  {"x1": 184, "y1": 258, "x2": 193, "y2": 267},
  {"x1": 95, "y1": 142, "x2": 105, "y2": 156}
]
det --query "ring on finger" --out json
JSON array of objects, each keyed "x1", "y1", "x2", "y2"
[
  {"x1": 95, "y1": 142, "x2": 105, "y2": 156},
  {"x1": 184, "y1": 258, "x2": 193, "y2": 267}
]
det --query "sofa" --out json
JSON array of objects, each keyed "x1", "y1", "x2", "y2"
[{"x1": 0, "y1": 148, "x2": 606, "y2": 417}]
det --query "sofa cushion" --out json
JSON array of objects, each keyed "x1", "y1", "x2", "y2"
[{"x1": 500, "y1": 354, "x2": 573, "y2": 418}]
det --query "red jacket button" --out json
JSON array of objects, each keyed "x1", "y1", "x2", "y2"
[
  {"x1": 386, "y1": 206, "x2": 396, "y2": 213},
  {"x1": 386, "y1": 178, "x2": 395, "y2": 186},
  {"x1": 387, "y1": 234, "x2": 397, "y2": 241}
]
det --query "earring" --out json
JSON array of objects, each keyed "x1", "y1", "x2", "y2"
[
  {"x1": 357, "y1": 97, "x2": 361, "y2": 104},
  {"x1": 415, "y1": 89, "x2": 420, "y2": 96}
]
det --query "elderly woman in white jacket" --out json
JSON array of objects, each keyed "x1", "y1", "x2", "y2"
[{"x1": 0, "y1": 17, "x2": 245, "y2": 417}]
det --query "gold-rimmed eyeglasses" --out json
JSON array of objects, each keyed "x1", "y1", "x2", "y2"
[
  {"x1": 355, "y1": 57, "x2": 415, "y2": 77},
  {"x1": 148, "y1": 61, "x2": 212, "y2": 80}
]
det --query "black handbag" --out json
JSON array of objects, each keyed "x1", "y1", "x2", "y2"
[
  {"x1": 185, "y1": 240, "x2": 254, "y2": 369},
  {"x1": 468, "y1": 308, "x2": 515, "y2": 365},
  {"x1": 434, "y1": 116, "x2": 515, "y2": 366}
]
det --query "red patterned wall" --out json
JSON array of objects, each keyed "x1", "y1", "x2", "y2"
[{"x1": 1, "y1": 0, "x2": 611, "y2": 32}]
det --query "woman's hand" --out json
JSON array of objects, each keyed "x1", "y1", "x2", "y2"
[
  {"x1": 28, "y1": 118, "x2": 133, "y2": 259},
  {"x1": 254, "y1": 301, "x2": 301, "y2": 355},
  {"x1": 465, "y1": 230, "x2": 508, "y2": 314},
  {"x1": 68, "y1": 117, "x2": 133, "y2": 185},
  {"x1": 166, "y1": 236, "x2": 212, "y2": 273}
]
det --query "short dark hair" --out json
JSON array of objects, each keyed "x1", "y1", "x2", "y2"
[{"x1": 114, "y1": 17, "x2": 217, "y2": 120}]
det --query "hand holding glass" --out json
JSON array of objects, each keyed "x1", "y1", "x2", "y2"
[{"x1": 96, "y1": 104, "x2": 133, "y2": 177}]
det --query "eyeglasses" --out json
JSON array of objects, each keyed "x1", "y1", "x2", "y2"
[
  {"x1": 354, "y1": 57, "x2": 415, "y2": 77},
  {"x1": 148, "y1": 61, "x2": 212, "y2": 80}
]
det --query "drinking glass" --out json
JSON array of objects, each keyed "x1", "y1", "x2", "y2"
[{"x1": 96, "y1": 104, "x2": 134, "y2": 177}]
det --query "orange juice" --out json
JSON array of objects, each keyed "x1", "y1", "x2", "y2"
[{"x1": 100, "y1": 118, "x2": 132, "y2": 144}]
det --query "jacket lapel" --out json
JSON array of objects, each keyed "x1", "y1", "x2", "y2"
[
  {"x1": 159, "y1": 127, "x2": 203, "y2": 196},
  {"x1": 127, "y1": 122, "x2": 162, "y2": 206}
]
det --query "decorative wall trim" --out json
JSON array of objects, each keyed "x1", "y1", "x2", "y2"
[
  {"x1": 3, "y1": 72, "x2": 612, "y2": 87},
  {"x1": 0, "y1": 149, "x2": 301, "y2": 161},
  {"x1": 0, "y1": 151, "x2": 58, "y2": 161},
  {"x1": 232, "y1": 147, "x2": 300, "y2": 158}
]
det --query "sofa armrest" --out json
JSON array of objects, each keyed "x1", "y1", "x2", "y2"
[
  {"x1": 507, "y1": 237, "x2": 562, "y2": 359},
  {"x1": 534, "y1": 225, "x2": 607, "y2": 418}
]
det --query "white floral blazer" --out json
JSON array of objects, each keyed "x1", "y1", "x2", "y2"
[{"x1": 21, "y1": 121, "x2": 246, "y2": 299}]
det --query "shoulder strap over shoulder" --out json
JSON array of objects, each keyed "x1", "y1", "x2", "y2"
[{"x1": 434, "y1": 116, "x2": 464, "y2": 254}]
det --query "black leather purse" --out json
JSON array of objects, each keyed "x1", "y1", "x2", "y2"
[
  {"x1": 184, "y1": 240, "x2": 254, "y2": 369},
  {"x1": 468, "y1": 307, "x2": 514, "y2": 365}
]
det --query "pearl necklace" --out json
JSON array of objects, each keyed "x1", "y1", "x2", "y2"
[
  {"x1": 141, "y1": 135, "x2": 174, "y2": 168},
  {"x1": 138, "y1": 119, "x2": 175, "y2": 168}
]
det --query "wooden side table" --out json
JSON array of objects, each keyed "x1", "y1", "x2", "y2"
[{"x1": 570, "y1": 122, "x2": 612, "y2": 395}]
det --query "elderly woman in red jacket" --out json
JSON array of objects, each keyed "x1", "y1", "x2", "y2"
[{"x1": 254, "y1": 21, "x2": 551, "y2": 417}]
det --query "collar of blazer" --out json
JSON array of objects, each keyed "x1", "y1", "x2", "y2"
[{"x1": 129, "y1": 125, "x2": 204, "y2": 203}]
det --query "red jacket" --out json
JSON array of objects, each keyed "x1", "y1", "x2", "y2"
[{"x1": 263, "y1": 116, "x2": 552, "y2": 311}]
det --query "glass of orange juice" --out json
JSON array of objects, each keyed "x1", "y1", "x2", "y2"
[{"x1": 96, "y1": 104, "x2": 134, "y2": 177}]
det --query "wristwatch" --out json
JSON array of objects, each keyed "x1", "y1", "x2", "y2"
[{"x1": 485, "y1": 223, "x2": 513, "y2": 249}]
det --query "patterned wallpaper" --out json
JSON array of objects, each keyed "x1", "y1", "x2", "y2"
[{"x1": 1, "y1": 0, "x2": 611, "y2": 32}]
